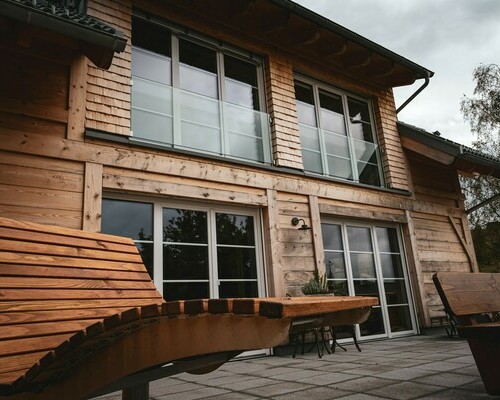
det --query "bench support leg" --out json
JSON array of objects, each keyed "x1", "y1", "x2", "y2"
[
  {"x1": 123, "y1": 382, "x2": 149, "y2": 400},
  {"x1": 467, "y1": 338, "x2": 500, "y2": 395}
]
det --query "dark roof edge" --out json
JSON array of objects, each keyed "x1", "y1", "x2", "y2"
[
  {"x1": 0, "y1": 1, "x2": 127, "y2": 60},
  {"x1": 397, "y1": 121, "x2": 500, "y2": 175},
  {"x1": 268, "y1": 0, "x2": 434, "y2": 80}
]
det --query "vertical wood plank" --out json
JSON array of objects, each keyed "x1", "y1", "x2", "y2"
[
  {"x1": 263, "y1": 189, "x2": 285, "y2": 297},
  {"x1": 309, "y1": 195, "x2": 326, "y2": 275},
  {"x1": 67, "y1": 56, "x2": 88, "y2": 141},
  {"x1": 82, "y1": 162, "x2": 103, "y2": 232},
  {"x1": 405, "y1": 210, "x2": 431, "y2": 327}
]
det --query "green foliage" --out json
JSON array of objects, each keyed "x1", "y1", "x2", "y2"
[
  {"x1": 471, "y1": 222, "x2": 500, "y2": 273},
  {"x1": 301, "y1": 270, "x2": 330, "y2": 295},
  {"x1": 460, "y1": 64, "x2": 500, "y2": 229}
]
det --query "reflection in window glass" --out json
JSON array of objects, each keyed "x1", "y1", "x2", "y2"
[
  {"x1": 294, "y1": 79, "x2": 383, "y2": 187},
  {"x1": 101, "y1": 199, "x2": 153, "y2": 241},
  {"x1": 216, "y1": 214, "x2": 255, "y2": 245},
  {"x1": 101, "y1": 199, "x2": 154, "y2": 278},
  {"x1": 321, "y1": 221, "x2": 414, "y2": 339},
  {"x1": 131, "y1": 18, "x2": 270, "y2": 164}
]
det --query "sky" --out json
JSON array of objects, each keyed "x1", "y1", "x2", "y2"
[{"x1": 293, "y1": 0, "x2": 500, "y2": 147}]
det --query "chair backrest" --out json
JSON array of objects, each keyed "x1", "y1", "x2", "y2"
[
  {"x1": 0, "y1": 217, "x2": 164, "y2": 389},
  {"x1": 432, "y1": 272, "x2": 500, "y2": 318}
]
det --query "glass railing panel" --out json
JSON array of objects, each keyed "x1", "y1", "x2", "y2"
[
  {"x1": 352, "y1": 137, "x2": 378, "y2": 164},
  {"x1": 131, "y1": 77, "x2": 173, "y2": 143},
  {"x1": 179, "y1": 90, "x2": 221, "y2": 154}
]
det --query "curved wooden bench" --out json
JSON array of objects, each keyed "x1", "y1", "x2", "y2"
[
  {"x1": 433, "y1": 272, "x2": 500, "y2": 395},
  {"x1": 0, "y1": 217, "x2": 378, "y2": 399}
]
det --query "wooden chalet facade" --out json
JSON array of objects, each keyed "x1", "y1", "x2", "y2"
[{"x1": 1, "y1": 0, "x2": 499, "y2": 340}]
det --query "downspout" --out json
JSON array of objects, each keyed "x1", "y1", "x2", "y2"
[{"x1": 396, "y1": 73, "x2": 431, "y2": 114}]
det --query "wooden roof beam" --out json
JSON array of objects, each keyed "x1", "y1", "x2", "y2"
[
  {"x1": 291, "y1": 27, "x2": 321, "y2": 47},
  {"x1": 225, "y1": 0, "x2": 256, "y2": 18},
  {"x1": 342, "y1": 51, "x2": 373, "y2": 69},
  {"x1": 262, "y1": 9, "x2": 290, "y2": 34},
  {"x1": 321, "y1": 39, "x2": 348, "y2": 59}
]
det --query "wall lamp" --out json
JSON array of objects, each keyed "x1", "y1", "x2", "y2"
[{"x1": 291, "y1": 217, "x2": 311, "y2": 231}]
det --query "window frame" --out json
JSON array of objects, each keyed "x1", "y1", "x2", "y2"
[
  {"x1": 131, "y1": 13, "x2": 272, "y2": 164},
  {"x1": 295, "y1": 74, "x2": 385, "y2": 187},
  {"x1": 321, "y1": 218, "x2": 418, "y2": 339},
  {"x1": 101, "y1": 193, "x2": 268, "y2": 301}
]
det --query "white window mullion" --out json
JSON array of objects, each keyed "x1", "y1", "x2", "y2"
[
  {"x1": 153, "y1": 203, "x2": 163, "y2": 296},
  {"x1": 216, "y1": 52, "x2": 227, "y2": 157},
  {"x1": 371, "y1": 227, "x2": 391, "y2": 337},
  {"x1": 171, "y1": 35, "x2": 182, "y2": 147},
  {"x1": 342, "y1": 93, "x2": 359, "y2": 182},
  {"x1": 312, "y1": 84, "x2": 328, "y2": 176},
  {"x1": 209, "y1": 210, "x2": 219, "y2": 298}
]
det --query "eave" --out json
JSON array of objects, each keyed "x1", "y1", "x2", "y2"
[
  {"x1": 0, "y1": 0, "x2": 127, "y2": 69},
  {"x1": 158, "y1": 0, "x2": 434, "y2": 89},
  {"x1": 398, "y1": 121, "x2": 500, "y2": 179}
]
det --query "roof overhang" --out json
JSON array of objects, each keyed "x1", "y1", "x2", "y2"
[
  {"x1": 0, "y1": 0, "x2": 127, "y2": 69},
  {"x1": 398, "y1": 122, "x2": 500, "y2": 179},
  {"x1": 159, "y1": 0, "x2": 433, "y2": 88}
]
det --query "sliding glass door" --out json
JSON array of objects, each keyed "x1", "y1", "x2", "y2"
[{"x1": 322, "y1": 221, "x2": 416, "y2": 339}]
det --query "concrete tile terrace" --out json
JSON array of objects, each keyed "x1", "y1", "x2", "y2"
[{"x1": 94, "y1": 329, "x2": 499, "y2": 399}]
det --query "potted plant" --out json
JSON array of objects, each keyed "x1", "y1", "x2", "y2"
[{"x1": 301, "y1": 269, "x2": 331, "y2": 295}]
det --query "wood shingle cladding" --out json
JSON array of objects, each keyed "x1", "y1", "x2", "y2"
[{"x1": 0, "y1": 0, "x2": 493, "y2": 332}]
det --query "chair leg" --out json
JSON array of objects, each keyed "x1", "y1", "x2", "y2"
[{"x1": 351, "y1": 325, "x2": 361, "y2": 352}]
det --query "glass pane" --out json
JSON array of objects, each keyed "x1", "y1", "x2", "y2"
[
  {"x1": 359, "y1": 307, "x2": 385, "y2": 336},
  {"x1": 347, "y1": 96, "x2": 374, "y2": 143},
  {"x1": 163, "y1": 282, "x2": 209, "y2": 301},
  {"x1": 324, "y1": 252, "x2": 346, "y2": 280},
  {"x1": 321, "y1": 224, "x2": 343, "y2": 251},
  {"x1": 163, "y1": 208, "x2": 207, "y2": 243},
  {"x1": 302, "y1": 149, "x2": 323, "y2": 174},
  {"x1": 228, "y1": 133, "x2": 263, "y2": 162},
  {"x1": 353, "y1": 139, "x2": 377, "y2": 163},
  {"x1": 324, "y1": 132, "x2": 349, "y2": 158},
  {"x1": 327, "y1": 156, "x2": 352, "y2": 180},
  {"x1": 132, "y1": 47, "x2": 171, "y2": 85},
  {"x1": 219, "y1": 281, "x2": 258, "y2": 298},
  {"x1": 224, "y1": 55, "x2": 257, "y2": 86},
  {"x1": 163, "y1": 244, "x2": 208, "y2": 280},
  {"x1": 379, "y1": 254, "x2": 404, "y2": 279},
  {"x1": 384, "y1": 280, "x2": 408, "y2": 305},
  {"x1": 295, "y1": 81, "x2": 314, "y2": 104},
  {"x1": 328, "y1": 280, "x2": 349, "y2": 296},
  {"x1": 180, "y1": 64, "x2": 218, "y2": 99},
  {"x1": 131, "y1": 108, "x2": 173, "y2": 143},
  {"x1": 132, "y1": 18, "x2": 171, "y2": 57},
  {"x1": 388, "y1": 305, "x2": 412, "y2": 332},
  {"x1": 136, "y1": 242, "x2": 153, "y2": 278},
  {"x1": 299, "y1": 125, "x2": 320, "y2": 151},
  {"x1": 225, "y1": 104, "x2": 262, "y2": 138},
  {"x1": 224, "y1": 55, "x2": 259, "y2": 110},
  {"x1": 132, "y1": 78, "x2": 172, "y2": 115},
  {"x1": 358, "y1": 162, "x2": 381, "y2": 186},
  {"x1": 296, "y1": 101, "x2": 317, "y2": 127},
  {"x1": 350, "y1": 253, "x2": 376, "y2": 279},
  {"x1": 217, "y1": 247, "x2": 257, "y2": 279},
  {"x1": 319, "y1": 91, "x2": 345, "y2": 134},
  {"x1": 101, "y1": 199, "x2": 153, "y2": 241},
  {"x1": 376, "y1": 227, "x2": 400, "y2": 253},
  {"x1": 181, "y1": 122, "x2": 221, "y2": 154},
  {"x1": 353, "y1": 279, "x2": 379, "y2": 298},
  {"x1": 347, "y1": 227, "x2": 373, "y2": 252},
  {"x1": 179, "y1": 40, "x2": 217, "y2": 98},
  {"x1": 180, "y1": 90, "x2": 220, "y2": 127},
  {"x1": 216, "y1": 214, "x2": 255, "y2": 246}
]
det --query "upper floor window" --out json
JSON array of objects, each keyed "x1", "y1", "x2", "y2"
[
  {"x1": 131, "y1": 16, "x2": 271, "y2": 164},
  {"x1": 295, "y1": 78, "x2": 384, "y2": 187}
]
